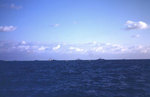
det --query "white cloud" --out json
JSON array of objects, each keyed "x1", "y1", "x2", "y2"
[
  {"x1": 53, "y1": 45, "x2": 61, "y2": 50},
  {"x1": 91, "y1": 43, "x2": 128, "y2": 53},
  {"x1": 69, "y1": 47, "x2": 84, "y2": 52},
  {"x1": 0, "y1": 26, "x2": 16, "y2": 32},
  {"x1": 136, "y1": 45, "x2": 150, "y2": 54},
  {"x1": 10, "y1": 3, "x2": 22, "y2": 9},
  {"x1": 38, "y1": 46, "x2": 47, "y2": 51},
  {"x1": 50, "y1": 24, "x2": 60, "y2": 27},
  {"x1": 125, "y1": 20, "x2": 149, "y2": 30},
  {"x1": 18, "y1": 45, "x2": 30, "y2": 50},
  {"x1": 132, "y1": 34, "x2": 140, "y2": 38},
  {"x1": 93, "y1": 46, "x2": 105, "y2": 53},
  {"x1": 21, "y1": 41, "x2": 26, "y2": 45}
]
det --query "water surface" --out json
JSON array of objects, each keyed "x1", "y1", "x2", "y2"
[{"x1": 0, "y1": 60, "x2": 150, "y2": 97}]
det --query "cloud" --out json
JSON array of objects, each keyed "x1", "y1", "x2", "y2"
[
  {"x1": 91, "y1": 43, "x2": 128, "y2": 54},
  {"x1": 0, "y1": 26, "x2": 16, "y2": 32},
  {"x1": 93, "y1": 46, "x2": 105, "y2": 53},
  {"x1": 50, "y1": 24, "x2": 60, "y2": 27},
  {"x1": 53, "y1": 45, "x2": 61, "y2": 50},
  {"x1": 38, "y1": 46, "x2": 47, "y2": 51},
  {"x1": 125, "y1": 20, "x2": 149, "y2": 30},
  {"x1": 131, "y1": 34, "x2": 140, "y2": 38},
  {"x1": 1, "y1": 41, "x2": 149, "y2": 54},
  {"x1": 69, "y1": 47, "x2": 84, "y2": 52},
  {"x1": 10, "y1": 3, "x2": 22, "y2": 9},
  {"x1": 21, "y1": 41, "x2": 26, "y2": 45},
  {"x1": 18, "y1": 45, "x2": 30, "y2": 50},
  {"x1": 1, "y1": 41, "x2": 150, "y2": 60}
]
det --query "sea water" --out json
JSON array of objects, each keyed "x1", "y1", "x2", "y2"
[{"x1": 0, "y1": 60, "x2": 150, "y2": 97}]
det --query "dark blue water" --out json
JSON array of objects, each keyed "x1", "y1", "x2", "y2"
[{"x1": 0, "y1": 60, "x2": 150, "y2": 97}]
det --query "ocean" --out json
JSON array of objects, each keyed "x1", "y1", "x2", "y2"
[{"x1": 0, "y1": 60, "x2": 150, "y2": 97}]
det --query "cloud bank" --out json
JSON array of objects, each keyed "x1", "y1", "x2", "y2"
[{"x1": 0, "y1": 41, "x2": 150, "y2": 60}]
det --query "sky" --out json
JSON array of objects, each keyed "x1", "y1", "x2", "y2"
[{"x1": 0, "y1": 0, "x2": 150, "y2": 60}]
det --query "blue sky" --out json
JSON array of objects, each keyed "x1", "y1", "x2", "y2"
[{"x1": 0, "y1": 0, "x2": 150, "y2": 60}]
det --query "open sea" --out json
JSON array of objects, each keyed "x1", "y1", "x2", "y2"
[{"x1": 0, "y1": 60, "x2": 150, "y2": 97}]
